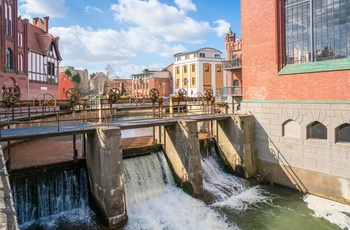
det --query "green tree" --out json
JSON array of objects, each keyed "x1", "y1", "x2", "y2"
[
  {"x1": 71, "y1": 73, "x2": 81, "y2": 85},
  {"x1": 65, "y1": 69, "x2": 72, "y2": 78}
]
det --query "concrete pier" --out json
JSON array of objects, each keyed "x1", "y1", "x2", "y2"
[
  {"x1": 156, "y1": 119, "x2": 204, "y2": 197},
  {"x1": 216, "y1": 114, "x2": 258, "y2": 178},
  {"x1": 85, "y1": 126, "x2": 127, "y2": 228},
  {"x1": 0, "y1": 146, "x2": 18, "y2": 230}
]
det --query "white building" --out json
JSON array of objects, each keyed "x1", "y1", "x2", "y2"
[{"x1": 173, "y1": 47, "x2": 224, "y2": 97}]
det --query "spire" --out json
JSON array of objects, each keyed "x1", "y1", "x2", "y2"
[{"x1": 228, "y1": 27, "x2": 233, "y2": 36}]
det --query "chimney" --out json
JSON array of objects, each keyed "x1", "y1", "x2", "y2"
[{"x1": 44, "y1": 16, "x2": 49, "y2": 33}]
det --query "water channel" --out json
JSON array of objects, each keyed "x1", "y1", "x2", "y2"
[{"x1": 9, "y1": 126, "x2": 350, "y2": 230}]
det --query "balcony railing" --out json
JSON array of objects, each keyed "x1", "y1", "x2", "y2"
[
  {"x1": 221, "y1": 86, "x2": 242, "y2": 96},
  {"x1": 222, "y1": 58, "x2": 242, "y2": 70}
]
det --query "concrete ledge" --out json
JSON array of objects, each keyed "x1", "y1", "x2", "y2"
[{"x1": 259, "y1": 160, "x2": 350, "y2": 205}]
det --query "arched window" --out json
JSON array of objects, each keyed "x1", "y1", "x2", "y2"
[
  {"x1": 18, "y1": 54, "x2": 23, "y2": 72},
  {"x1": 336, "y1": 123, "x2": 350, "y2": 143},
  {"x1": 283, "y1": 120, "x2": 300, "y2": 138},
  {"x1": 5, "y1": 2, "x2": 8, "y2": 35},
  {"x1": 6, "y1": 48, "x2": 13, "y2": 69},
  {"x1": 8, "y1": 4, "x2": 12, "y2": 37},
  {"x1": 307, "y1": 121, "x2": 327, "y2": 140}
]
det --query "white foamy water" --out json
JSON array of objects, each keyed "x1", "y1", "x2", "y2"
[
  {"x1": 123, "y1": 152, "x2": 234, "y2": 229},
  {"x1": 304, "y1": 194, "x2": 350, "y2": 229},
  {"x1": 201, "y1": 154, "x2": 271, "y2": 211}
]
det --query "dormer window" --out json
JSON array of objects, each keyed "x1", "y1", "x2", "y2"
[{"x1": 200, "y1": 53, "x2": 205, "y2": 57}]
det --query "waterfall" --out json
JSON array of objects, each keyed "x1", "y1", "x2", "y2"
[
  {"x1": 123, "y1": 151, "x2": 232, "y2": 229},
  {"x1": 10, "y1": 167, "x2": 89, "y2": 225},
  {"x1": 201, "y1": 146, "x2": 270, "y2": 211}
]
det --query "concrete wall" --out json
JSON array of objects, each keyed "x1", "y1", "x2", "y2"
[
  {"x1": 215, "y1": 114, "x2": 258, "y2": 178},
  {"x1": 156, "y1": 119, "x2": 204, "y2": 197},
  {"x1": 85, "y1": 126, "x2": 127, "y2": 227},
  {"x1": 241, "y1": 101, "x2": 350, "y2": 204}
]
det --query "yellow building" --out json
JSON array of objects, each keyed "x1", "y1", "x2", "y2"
[{"x1": 173, "y1": 48, "x2": 223, "y2": 97}]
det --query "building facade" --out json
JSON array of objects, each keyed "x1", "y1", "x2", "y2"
[
  {"x1": 59, "y1": 66, "x2": 89, "y2": 96},
  {"x1": 173, "y1": 48, "x2": 223, "y2": 97},
  {"x1": 223, "y1": 28, "x2": 243, "y2": 112},
  {"x1": 58, "y1": 73, "x2": 74, "y2": 100},
  {"x1": 0, "y1": 0, "x2": 61, "y2": 100},
  {"x1": 90, "y1": 72, "x2": 108, "y2": 94},
  {"x1": 241, "y1": 0, "x2": 350, "y2": 203},
  {"x1": 27, "y1": 17, "x2": 61, "y2": 99},
  {"x1": 131, "y1": 68, "x2": 172, "y2": 97}
]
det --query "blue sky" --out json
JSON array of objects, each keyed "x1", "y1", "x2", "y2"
[{"x1": 18, "y1": 0, "x2": 241, "y2": 78}]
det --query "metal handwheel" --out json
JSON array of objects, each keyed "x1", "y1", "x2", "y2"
[
  {"x1": 2, "y1": 86, "x2": 21, "y2": 105},
  {"x1": 177, "y1": 88, "x2": 187, "y2": 100},
  {"x1": 204, "y1": 89, "x2": 213, "y2": 100},
  {"x1": 193, "y1": 92, "x2": 204, "y2": 105},
  {"x1": 149, "y1": 88, "x2": 159, "y2": 102},
  {"x1": 33, "y1": 93, "x2": 56, "y2": 111},
  {"x1": 65, "y1": 88, "x2": 80, "y2": 103},
  {"x1": 130, "y1": 92, "x2": 144, "y2": 105},
  {"x1": 107, "y1": 88, "x2": 120, "y2": 103}
]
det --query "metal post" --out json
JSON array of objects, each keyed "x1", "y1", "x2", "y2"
[{"x1": 73, "y1": 134, "x2": 77, "y2": 159}]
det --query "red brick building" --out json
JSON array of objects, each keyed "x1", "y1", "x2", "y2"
[
  {"x1": 131, "y1": 68, "x2": 172, "y2": 97},
  {"x1": 240, "y1": 0, "x2": 350, "y2": 203},
  {"x1": 223, "y1": 28, "x2": 243, "y2": 112},
  {"x1": 0, "y1": 0, "x2": 61, "y2": 101}
]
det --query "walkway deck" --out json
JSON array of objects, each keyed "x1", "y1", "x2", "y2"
[{"x1": 0, "y1": 114, "x2": 231, "y2": 141}]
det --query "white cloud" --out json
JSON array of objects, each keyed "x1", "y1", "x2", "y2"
[
  {"x1": 84, "y1": 6, "x2": 104, "y2": 14},
  {"x1": 18, "y1": 0, "x2": 67, "y2": 18},
  {"x1": 111, "y1": 0, "x2": 210, "y2": 43},
  {"x1": 212, "y1": 19, "x2": 231, "y2": 37},
  {"x1": 175, "y1": 0, "x2": 196, "y2": 11},
  {"x1": 50, "y1": 25, "x2": 183, "y2": 77}
]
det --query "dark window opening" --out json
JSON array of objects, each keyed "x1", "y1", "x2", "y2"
[
  {"x1": 307, "y1": 121, "x2": 327, "y2": 139},
  {"x1": 336, "y1": 123, "x2": 350, "y2": 142}
]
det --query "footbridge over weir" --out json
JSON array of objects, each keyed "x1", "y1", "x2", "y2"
[{"x1": 0, "y1": 90, "x2": 257, "y2": 228}]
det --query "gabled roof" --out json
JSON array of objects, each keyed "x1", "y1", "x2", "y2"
[{"x1": 27, "y1": 23, "x2": 62, "y2": 60}]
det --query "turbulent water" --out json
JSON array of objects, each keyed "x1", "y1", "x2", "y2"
[{"x1": 11, "y1": 149, "x2": 350, "y2": 230}]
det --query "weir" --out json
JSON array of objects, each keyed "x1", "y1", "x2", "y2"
[{"x1": 4, "y1": 114, "x2": 258, "y2": 228}]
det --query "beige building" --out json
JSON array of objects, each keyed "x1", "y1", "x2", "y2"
[{"x1": 173, "y1": 48, "x2": 223, "y2": 97}]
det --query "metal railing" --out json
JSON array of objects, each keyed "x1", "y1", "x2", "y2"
[
  {"x1": 0, "y1": 97, "x2": 234, "y2": 132},
  {"x1": 222, "y1": 58, "x2": 242, "y2": 70}
]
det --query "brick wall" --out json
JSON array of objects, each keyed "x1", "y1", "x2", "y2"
[{"x1": 241, "y1": 0, "x2": 350, "y2": 101}]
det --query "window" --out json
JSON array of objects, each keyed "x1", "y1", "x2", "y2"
[
  {"x1": 215, "y1": 54, "x2": 220, "y2": 58},
  {"x1": 18, "y1": 54, "x2": 23, "y2": 72},
  {"x1": 204, "y1": 65, "x2": 209, "y2": 72},
  {"x1": 191, "y1": 64, "x2": 195, "y2": 72},
  {"x1": 185, "y1": 55, "x2": 189, "y2": 59},
  {"x1": 176, "y1": 79, "x2": 180, "y2": 87},
  {"x1": 285, "y1": 0, "x2": 350, "y2": 64},
  {"x1": 216, "y1": 66, "x2": 221, "y2": 72},
  {"x1": 191, "y1": 77, "x2": 195, "y2": 85},
  {"x1": 184, "y1": 78, "x2": 188, "y2": 86},
  {"x1": 6, "y1": 48, "x2": 13, "y2": 69},
  {"x1": 176, "y1": 56, "x2": 181, "y2": 61},
  {"x1": 336, "y1": 123, "x2": 350, "y2": 142},
  {"x1": 47, "y1": 62, "x2": 55, "y2": 76},
  {"x1": 184, "y1": 65, "x2": 187, "y2": 73},
  {"x1": 200, "y1": 53, "x2": 205, "y2": 57},
  {"x1": 307, "y1": 121, "x2": 327, "y2": 139},
  {"x1": 176, "y1": 67, "x2": 179, "y2": 74}
]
